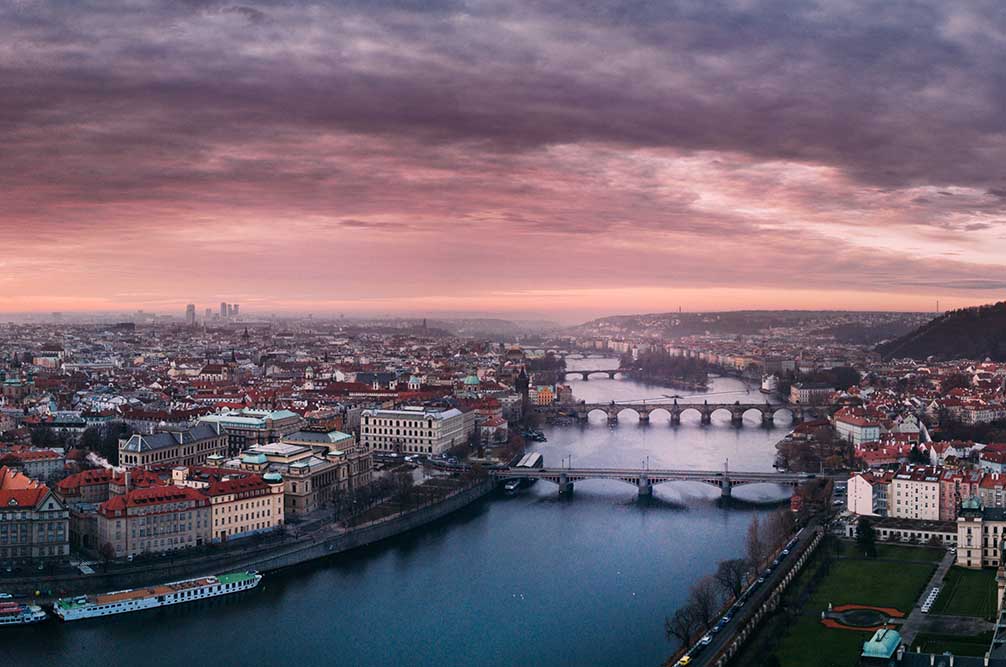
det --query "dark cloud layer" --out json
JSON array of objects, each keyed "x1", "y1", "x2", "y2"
[{"x1": 3, "y1": 1, "x2": 1006, "y2": 313}]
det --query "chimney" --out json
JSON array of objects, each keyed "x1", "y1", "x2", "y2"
[{"x1": 124, "y1": 469, "x2": 131, "y2": 491}]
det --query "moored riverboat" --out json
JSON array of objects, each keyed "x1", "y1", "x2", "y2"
[{"x1": 53, "y1": 571, "x2": 262, "y2": 621}]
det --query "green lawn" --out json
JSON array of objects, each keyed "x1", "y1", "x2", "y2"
[
  {"x1": 774, "y1": 616, "x2": 871, "y2": 667},
  {"x1": 806, "y1": 559, "x2": 936, "y2": 611},
  {"x1": 929, "y1": 567, "x2": 997, "y2": 619},
  {"x1": 914, "y1": 631, "x2": 995, "y2": 657},
  {"x1": 838, "y1": 541, "x2": 946, "y2": 562},
  {"x1": 772, "y1": 557, "x2": 936, "y2": 667}
]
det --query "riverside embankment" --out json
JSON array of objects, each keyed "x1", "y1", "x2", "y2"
[{"x1": 2, "y1": 477, "x2": 494, "y2": 598}]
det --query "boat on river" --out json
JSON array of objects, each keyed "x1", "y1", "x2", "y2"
[
  {"x1": 53, "y1": 571, "x2": 262, "y2": 621},
  {"x1": 0, "y1": 602, "x2": 47, "y2": 626}
]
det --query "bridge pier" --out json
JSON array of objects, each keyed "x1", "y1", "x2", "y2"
[
  {"x1": 700, "y1": 412, "x2": 712, "y2": 425},
  {"x1": 580, "y1": 372, "x2": 590, "y2": 381},
  {"x1": 670, "y1": 411, "x2": 681, "y2": 426},
  {"x1": 762, "y1": 412, "x2": 775, "y2": 427},
  {"x1": 731, "y1": 412, "x2": 744, "y2": 428},
  {"x1": 638, "y1": 475, "x2": 653, "y2": 497},
  {"x1": 607, "y1": 371, "x2": 617, "y2": 379},
  {"x1": 721, "y1": 477, "x2": 732, "y2": 498},
  {"x1": 558, "y1": 473, "x2": 574, "y2": 496},
  {"x1": 606, "y1": 410, "x2": 619, "y2": 425},
  {"x1": 637, "y1": 411, "x2": 649, "y2": 424}
]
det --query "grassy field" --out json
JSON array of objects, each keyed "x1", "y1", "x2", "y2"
[
  {"x1": 806, "y1": 559, "x2": 936, "y2": 611},
  {"x1": 929, "y1": 567, "x2": 997, "y2": 619},
  {"x1": 837, "y1": 541, "x2": 946, "y2": 562},
  {"x1": 914, "y1": 631, "x2": 995, "y2": 657},
  {"x1": 771, "y1": 554, "x2": 936, "y2": 667}
]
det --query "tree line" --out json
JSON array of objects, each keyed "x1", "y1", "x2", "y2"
[{"x1": 665, "y1": 508, "x2": 797, "y2": 647}]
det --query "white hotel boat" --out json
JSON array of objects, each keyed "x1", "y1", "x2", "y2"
[{"x1": 53, "y1": 571, "x2": 262, "y2": 621}]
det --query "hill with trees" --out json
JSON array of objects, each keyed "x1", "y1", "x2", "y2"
[{"x1": 876, "y1": 301, "x2": 1006, "y2": 361}]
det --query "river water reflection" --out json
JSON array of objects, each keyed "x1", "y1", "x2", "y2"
[{"x1": 4, "y1": 359, "x2": 791, "y2": 667}]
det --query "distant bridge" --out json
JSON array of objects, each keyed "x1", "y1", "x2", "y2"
[
  {"x1": 492, "y1": 466, "x2": 813, "y2": 497},
  {"x1": 560, "y1": 368, "x2": 633, "y2": 381},
  {"x1": 538, "y1": 400, "x2": 833, "y2": 426}
]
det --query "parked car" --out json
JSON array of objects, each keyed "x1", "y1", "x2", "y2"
[{"x1": 699, "y1": 635, "x2": 712, "y2": 646}]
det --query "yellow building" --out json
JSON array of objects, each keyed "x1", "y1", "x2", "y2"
[{"x1": 171, "y1": 467, "x2": 284, "y2": 542}]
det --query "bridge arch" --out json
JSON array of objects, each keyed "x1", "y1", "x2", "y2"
[
  {"x1": 614, "y1": 406, "x2": 643, "y2": 420},
  {"x1": 583, "y1": 407, "x2": 612, "y2": 420},
  {"x1": 708, "y1": 406, "x2": 737, "y2": 421},
  {"x1": 647, "y1": 407, "x2": 673, "y2": 422},
  {"x1": 770, "y1": 406, "x2": 797, "y2": 421},
  {"x1": 676, "y1": 405, "x2": 706, "y2": 421}
]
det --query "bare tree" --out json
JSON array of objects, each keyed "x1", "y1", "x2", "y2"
[
  {"x1": 765, "y1": 508, "x2": 797, "y2": 551},
  {"x1": 746, "y1": 514, "x2": 767, "y2": 568},
  {"x1": 689, "y1": 575, "x2": 722, "y2": 630},
  {"x1": 714, "y1": 558, "x2": 749, "y2": 600},
  {"x1": 665, "y1": 604, "x2": 699, "y2": 645}
]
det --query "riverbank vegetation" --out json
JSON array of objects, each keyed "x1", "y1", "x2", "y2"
[
  {"x1": 619, "y1": 350, "x2": 710, "y2": 388},
  {"x1": 664, "y1": 509, "x2": 797, "y2": 656}
]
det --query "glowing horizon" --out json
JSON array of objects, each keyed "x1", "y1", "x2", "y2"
[{"x1": 5, "y1": 2, "x2": 1006, "y2": 322}]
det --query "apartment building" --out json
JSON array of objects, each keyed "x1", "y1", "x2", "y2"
[
  {"x1": 0, "y1": 466, "x2": 69, "y2": 566},
  {"x1": 889, "y1": 465, "x2": 942, "y2": 521},
  {"x1": 170, "y1": 467, "x2": 284, "y2": 542},
  {"x1": 847, "y1": 470, "x2": 894, "y2": 517},
  {"x1": 96, "y1": 485, "x2": 211, "y2": 559}
]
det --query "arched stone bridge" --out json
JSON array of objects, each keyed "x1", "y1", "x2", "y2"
[
  {"x1": 570, "y1": 400, "x2": 832, "y2": 426},
  {"x1": 560, "y1": 368, "x2": 633, "y2": 381},
  {"x1": 493, "y1": 466, "x2": 814, "y2": 497}
]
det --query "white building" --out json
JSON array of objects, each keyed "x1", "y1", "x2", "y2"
[
  {"x1": 890, "y1": 465, "x2": 942, "y2": 521},
  {"x1": 834, "y1": 409, "x2": 882, "y2": 446},
  {"x1": 847, "y1": 470, "x2": 893, "y2": 517},
  {"x1": 360, "y1": 406, "x2": 475, "y2": 455}
]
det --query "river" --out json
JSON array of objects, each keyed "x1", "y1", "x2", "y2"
[{"x1": 4, "y1": 359, "x2": 790, "y2": 667}]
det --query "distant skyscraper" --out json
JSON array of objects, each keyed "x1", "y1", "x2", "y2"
[
  {"x1": 185, "y1": 304, "x2": 196, "y2": 325},
  {"x1": 226, "y1": 303, "x2": 234, "y2": 318},
  {"x1": 233, "y1": 304, "x2": 240, "y2": 317},
  {"x1": 220, "y1": 302, "x2": 228, "y2": 318},
  {"x1": 205, "y1": 307, "x2": 212, "y2": 321}
]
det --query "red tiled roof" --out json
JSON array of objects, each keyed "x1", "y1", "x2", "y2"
[
  {"x1": 99, "y1": 485, "x2": 208, "y2": 515},
  {"x1": 0, "y1": 466, "x2": 49, "y2": 509}
]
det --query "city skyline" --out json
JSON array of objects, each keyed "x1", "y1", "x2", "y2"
[{"x1": 6, "y1": 2, "x2": 1006, "y2": 320}]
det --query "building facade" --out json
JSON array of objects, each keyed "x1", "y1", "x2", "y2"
[
  {"x1": 847, "y1": 470, "x2": 893, "y2": 517},
  {"x1": 957, "y1": 499, "x2": 1006, "y2": 569},
  {"x1": 119, "y1": 423, "x2": 228, "y2": 469},
  {"x1": 834, "y1": 409, "x2": 882, "y2": 446},
  {"x1": 889, "y1": 465, "x2": 942, "y2": 521},
  {"x1": 96, "y1": 486, "x2": 211, "y2": 559},
  {"x1": 198, "y1": 409, "x2": 305, "y2": 454},
  {"x1": 171, "y1": 467, "x2": 284, "y2": 542},
  {"x1": 360, "y1": 406, "x2": 475, "y2": 455},
  {"x1": 0, "y1": 466, "x2": 69, "y2": 567}
]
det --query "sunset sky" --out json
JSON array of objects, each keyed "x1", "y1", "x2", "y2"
[{"x1": 5, "y1": 1, "x2": 1006, "y2": 322}]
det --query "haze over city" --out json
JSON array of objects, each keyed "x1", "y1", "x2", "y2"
[{"x1": 6, "y1": 1, "x2": 1006, "y2": 320}]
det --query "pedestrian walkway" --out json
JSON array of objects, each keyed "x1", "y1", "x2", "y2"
[{"x1": 899, "y1": 549, "x2": 955, "y2": 645}]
